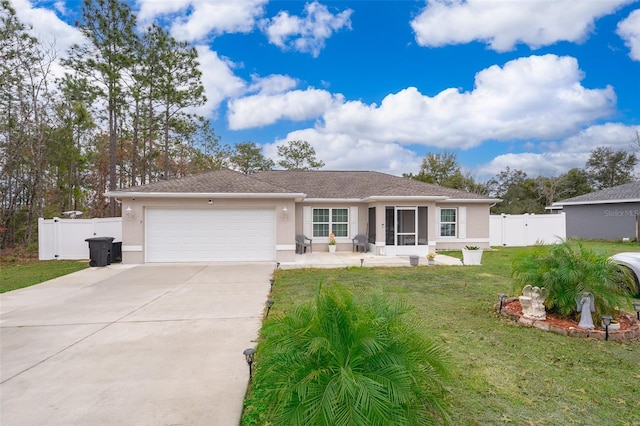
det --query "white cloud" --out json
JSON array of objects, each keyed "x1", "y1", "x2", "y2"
[
  {"x1": 262, "y1": 129, "x2": 421, "y2": 176},
  {"x1": 246, "y1": 74, "x2": 298, "y2": 95},
  {"x1": 137, "y1": 0, "x2": 191, "y2": 23},
  {"x1": 262, "y1": 1, "x2": 352, "y2": 57},
  {"x1": 137, "y1": 0, "x2": 267, "y2": 41},
  {"x1": 251, "y1": 55, "x2": 619, "y2": 177},
  {"x1": 477, "y1": 123, "x2": 640, "y2": 178},
  {"x1": 477, "y1": 152, "x2": 583, "y2": 180},
  {"x1": 617, "y1": 9, "x2": 640, "y2": 61},
  {"x1": 228, "y1": 88, "x2": 339, "y2": 129},
  {"x1": 11, "y1": 0, "x2": 84, "y2": 57},
  {"x1": 316, "y1": 55, "x2": 615, "y2": 149},
  {"x1": 52, "y1": 1, "x2": 67, "y2": 15},
  {"x1": 411, "y1": 0, "x2": 633, "y2": 51},
  {"x1": 193, "y1": 46, "x2": 246, "y2": 117}
]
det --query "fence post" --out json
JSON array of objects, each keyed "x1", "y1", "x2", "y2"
[{"x1": 53, "y1": 217, "x2": 61, "y2": 259}]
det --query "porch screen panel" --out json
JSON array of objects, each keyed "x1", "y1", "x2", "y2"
[
  {"x1": 397, "y1": 209, "x2": 416, "y2": 245},
  {"x1": 368, "y1": 207, "x2": 376, "y2": 243},
  {"x1": 385, "y1": 207, "x2": 395, "y2": 245},
  {"x1": 418, "y1": 207, "x2": 428, "y2": 245}
]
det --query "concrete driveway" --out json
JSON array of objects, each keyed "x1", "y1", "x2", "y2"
[{"x1": 0, "y1": 263, "x2": 273, "y2": 425}]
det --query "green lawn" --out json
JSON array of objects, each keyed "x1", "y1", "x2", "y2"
[
  {"x1": 0, "y1": 259, "x2": 89, "y2": 293},
  {"x1": 243, "y1": 241, "x2": 640, "y2": 425}
]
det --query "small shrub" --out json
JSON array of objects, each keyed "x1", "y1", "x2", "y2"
[
  {"x1": 511, "y1": 240, "x2": 634, "y2": 318},
  {"x1": 251, "y1": 284, "x2": 451, "y2": 426}
]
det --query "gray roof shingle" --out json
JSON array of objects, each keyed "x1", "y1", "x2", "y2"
[
  {"x1": 555, "y1": 182, "x2": 640, "y2": 205},
  {"x1": 111, "y1": 169, "x2": 293, "y2": 194},
  {"x1": 253, "y1": 170, "x2": 491, "y2": 200},
  {"x1": 109, "y1": 169, "x2": 495, "y2": 201}
]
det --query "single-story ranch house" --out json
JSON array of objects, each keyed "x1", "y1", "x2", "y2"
[
  {"x1": 551, "y1": 182, "x2": 640, "y2": 241},
  {"x1": 106, "y1": 170, "x2": 499, "y2": 264}
]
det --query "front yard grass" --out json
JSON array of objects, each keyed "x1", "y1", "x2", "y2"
[
  {"x1": 0, "y1": 259, "x2": 89, "y2": 293},
  {"x1": 243, "y1": 242, "x2": 640, "y2": 425}
]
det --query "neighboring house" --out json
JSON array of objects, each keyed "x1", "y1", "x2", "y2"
[
  {"x1": 551, "y1": 182, "x2": 640, "y2": 241},
  {"x1": 106, "y1": 170, "x2": 499, "y2": 264}
]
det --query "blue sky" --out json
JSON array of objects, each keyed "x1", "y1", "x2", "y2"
[{"x1": 16, "y1": 0, "x2": 640, "y2": 180}]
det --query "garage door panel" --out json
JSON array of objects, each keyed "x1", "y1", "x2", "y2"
[{"x1": 146, "y1": 209, "x2": 275, "y2": 262}]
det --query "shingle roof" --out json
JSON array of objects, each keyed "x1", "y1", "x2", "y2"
[
  {"x1": 554, "y1": 182, "x2": 640, "y2": 205},
  {"x1": 110, "y1": 169, "x2": 293, "y2": 194},
  {"x1": 253, "y1": 170, "x2": 491, "y2": 200},
  {"x1": 108, "y1": 169, "x2": 495, "y2": 201}
]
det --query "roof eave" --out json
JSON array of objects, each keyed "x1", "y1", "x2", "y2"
[
  {"x1": 553, "y1": 198, "x2": 640, "y2": 206},
  {"x1": 302, "y1": 198, "x2": 364, "y2": 203},
  {"x1": 362, "y1": 196, "x2": 448, "y2": 202},
  {"x1": 439, "y1": 198, "x2": 501, "y2": 204},
  {"x1": 106, "y1": 191, "x2": 306, "y2": 201}
]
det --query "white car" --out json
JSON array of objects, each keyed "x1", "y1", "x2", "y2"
[{"x1": 610, "y1": 252, "x2": 640, "y2": 296}]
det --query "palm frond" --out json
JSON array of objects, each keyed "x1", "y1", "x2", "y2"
[
  {"x1": 512, "y1": 240, "x2": 633, "y2": 317},
  {"x1": 255, "y1": 284, "x2": 452, "y2": 425}
]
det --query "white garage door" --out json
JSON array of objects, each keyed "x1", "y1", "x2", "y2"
[{"x1": 146, "y1": 208, "x2": 275, "y2": 262}]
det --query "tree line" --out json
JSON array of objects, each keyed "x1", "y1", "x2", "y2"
[
  {"x1": 406, "y1": 144, "x2": 638, "y2": 214},
  {"x1": 0, "y1": 0, "x2": 322, "y2": 250},
  {"x1": 1, "y1": 0, "x2": 637, "y2": 252}
]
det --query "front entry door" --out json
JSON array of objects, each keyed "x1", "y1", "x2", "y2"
[
  {"x1": 396, "y1": 207, "x2": 417, "y2": 246},
  {"x1": 384, "y1": 206, "x2": 428, "y2": 256}
]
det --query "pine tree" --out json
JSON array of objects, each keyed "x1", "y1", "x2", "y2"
[{"x1": 63, "y1": 0, "x2": 138, "y2": 215}]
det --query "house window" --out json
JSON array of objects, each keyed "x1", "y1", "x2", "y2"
[
  {"x1": 313, "y1": 208, "x2": 348, "y2": 238},
  {"x1": 440, "y1": 208, "x2": 457, "y2": 237}
]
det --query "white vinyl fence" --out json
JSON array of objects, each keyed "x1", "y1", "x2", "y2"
[
  {"x1": 38, "y1": 217, "x2": 122, "y2": 260},
  {"x1": 490, "y1": 213, "x2": 566, "y2": 247}
]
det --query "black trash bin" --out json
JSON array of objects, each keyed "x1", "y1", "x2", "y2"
[
  {"x1": 111, "y1": 241, "x2": 122, "y2": 263},
  {"x1": 85, "y1": 237, "x2": 115, "y2": 267}
]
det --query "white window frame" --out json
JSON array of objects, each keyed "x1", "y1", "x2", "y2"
[
  {"x1": 312, "y1": 208, "x2": 349, "y2": 239},
  {"x1": 439, "y1": 207, "x2": 457, "y2": 237}
]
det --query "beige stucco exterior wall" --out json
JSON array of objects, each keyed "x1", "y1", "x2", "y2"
[
  {"x1": 294, "y1": 202, "x2": 369, "y2": 252},
  {"x1": 296, "y1": 201, "x2": 441, "y2": 256},
  {"x1": 118, "y1": 196, "x2": 297, "y2": 264},
  {"x1": 292, "y1": 200, "x2": 493, "y2": 254},
  {"x1": 119, "y1": 196, "x2": 492, "y2": 263},
  {"x1": 434, "y1": 202, "x2": 491, "y2": 250}
]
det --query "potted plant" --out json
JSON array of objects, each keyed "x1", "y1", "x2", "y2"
[
  {"x1": 328, "y1": 232, "x2": 337, "y2": 253},
  {"x1": 426, "y1": 253, "x2": 436, "y2": 265},
  {"x1": 462, "y1": 245, "x2": 483, "y2": 265}
]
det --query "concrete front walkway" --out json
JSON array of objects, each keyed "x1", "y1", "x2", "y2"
[
  {"x1": 1, "y1": 253, "x2": 461, "y2": 425},
  {"x1": 280, "y1": 251, "x2": 462, "y2": 269},
  {"x1": 0, "y1": 263, "x2": 273, "y2": 426}
]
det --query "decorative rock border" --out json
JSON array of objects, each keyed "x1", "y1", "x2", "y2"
[{"x1": 495, "y1": 298, "x2": 640, "y2": 341}]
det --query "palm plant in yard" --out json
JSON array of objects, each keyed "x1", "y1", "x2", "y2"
[
  {"x1": 511, "y1": 240, "x2": 635, "y2": 318},
  {"x1": 252, "y1": 284, "x2": 451, "y2": 426}
]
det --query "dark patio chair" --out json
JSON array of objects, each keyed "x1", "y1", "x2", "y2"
[
  {"x1": 295, "y1": 234, "x2": 312, "y2": 254},
  {"x1": 352, "y1": 234, "x2": 368, "y2": 253}
]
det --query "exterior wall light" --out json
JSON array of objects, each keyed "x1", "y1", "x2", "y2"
[
  {"x1": 282, "y1": 206, "x2": 288, "y2": 220},
  {"x1": 125, "y1": 206, "x2": 134, "y2": 220}
]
